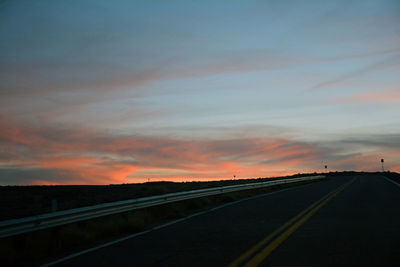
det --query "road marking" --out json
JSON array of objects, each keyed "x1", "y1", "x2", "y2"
[
  {"x1": 42, "y1": 182, "x2": 320, "y2": 267},
  {"x1": 382, "y1": 175, "x2": 400, "y2": 189},
  {"x1": 228, "y1": 184, "x2": 337, "y2": 267},
  {"x1": 230, "y1": 178, "x2": 355, "y2": 267}
]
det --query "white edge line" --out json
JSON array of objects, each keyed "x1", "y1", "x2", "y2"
[
  {"x1": 41, "y1": 181, "x2": 320, "y2": 267},
  {"x1": 381, "y1": 175, "x2": 400, "y2": 189}
]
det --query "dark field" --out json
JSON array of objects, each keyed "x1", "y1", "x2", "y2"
[
  {"x1": 1, "y1": 172, "x2": 397, "y2": 221},
  {"x1": 1, "y1": 175, "x2": 324, "y2": 266},
  {"x1": 384, "y1": 171, "x2": 400, "y2": 183},
  {"x1": 1, "y1": 172, "x2": 397, "y2": 266},
  {"x1": 1, "y1": 173, "x2": 323, "y2": 221},
  {"x1": 53, "y1": 173, "x2": 400, "y2": 266}
]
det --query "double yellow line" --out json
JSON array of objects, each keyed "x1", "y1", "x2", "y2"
[{"x1": 229, "y1": 178, "x2": 356, "y2": 267}]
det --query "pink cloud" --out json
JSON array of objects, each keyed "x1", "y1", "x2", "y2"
[
  {"x1": 1, "y1": 111, "x2": 399, "y2": 184},
  {"x1": 330, "y1": 89, "x2": 400, "y2": 105},
  {"x1": 346, "y1": 90, "x2": 400, "y2": 104},
  {"x1": 0, "y1": 112, "x2": 325, "y2": 184}
]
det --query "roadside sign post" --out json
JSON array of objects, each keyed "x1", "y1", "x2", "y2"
[{"x1": 381, "y1": 159, "x2": 384, "y2": 172}]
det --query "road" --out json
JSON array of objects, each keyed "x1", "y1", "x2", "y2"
[{"x1": 50, "y1": 174, "x2": 400, "y2": 266}]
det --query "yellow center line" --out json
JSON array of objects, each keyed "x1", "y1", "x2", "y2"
[
  {"x1": 228, "y1": 185, "x2": 341, "y2": 267},
  {"x1": 229, "y1": 178, "x2": 356, "y2": 267}
]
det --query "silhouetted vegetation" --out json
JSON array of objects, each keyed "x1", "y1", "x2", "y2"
[
  {"x1": 0, "y1": 177, "x2": 320, "y2": 266},
  {"x1": 0, "y1": 173, "x2": 322, "y2": 221}
]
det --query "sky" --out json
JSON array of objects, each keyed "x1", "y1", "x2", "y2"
[{"x1": 0, "y1": 0, "x2": 399, "y2": 185}]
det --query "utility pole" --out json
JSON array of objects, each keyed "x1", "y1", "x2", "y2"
[{"x1": 381, "y1": 159, "x2": 384, "y2": 172}]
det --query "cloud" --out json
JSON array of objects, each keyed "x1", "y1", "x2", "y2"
[
  {"x1": 0, "y1": 167, "x2": 83, "y2": 185},
  {"x1": 1, "y1": 110, "x2": 400, "y2": 185},
  {"x1": 322, "y1": 88, "x2": 400, "y2": 107},
  {"x1": 324, "y1": 150, "x2": 400, "y2": 173},
  {"x1": 339, "y1": 134, "x2": 400, "y2": 150},
  {"x1": 309, "y1": 55, "x2": 400, "y2": 91},
  {"x1": 337, "y1": 89, "x2": 400, "y2": 105},
  {"x1": 0, "y1": 111, "x2": 325, "y2": 184}
]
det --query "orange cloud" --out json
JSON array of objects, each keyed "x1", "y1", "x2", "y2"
[
  {"x1": 37, "y1": 156, "x2": 139, "y2": 185},
  {"x1": 1, "y1": 111, "x2": 400, "y2": 184},
  {"x1": 332, "y1": 89, "x2": 400, "y2": 105}
]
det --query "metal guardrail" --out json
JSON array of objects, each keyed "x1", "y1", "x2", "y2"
[{"x1": 0, "y1": 175, "x2": 325, "y2": 238}]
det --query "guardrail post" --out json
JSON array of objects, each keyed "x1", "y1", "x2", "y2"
[{"x1": 51, "y1": 199, "x2": 58, "y2": 213}]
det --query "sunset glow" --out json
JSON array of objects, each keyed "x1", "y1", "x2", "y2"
[{"x1": 0, "y1": 0, "x2": 399, "y2": 185}]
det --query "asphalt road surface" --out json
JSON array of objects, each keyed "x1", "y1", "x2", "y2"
[{"x1": 51, "y1": 174, "x2": 400, "y2": 266}]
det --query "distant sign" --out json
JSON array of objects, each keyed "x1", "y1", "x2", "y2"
[{"x1": 381, "y1": 159, "x2": 384, "y2": 163}]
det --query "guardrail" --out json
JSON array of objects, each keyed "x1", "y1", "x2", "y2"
[{"x1": 0, "y1": 175, "x2": 325, "y2": 238}]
